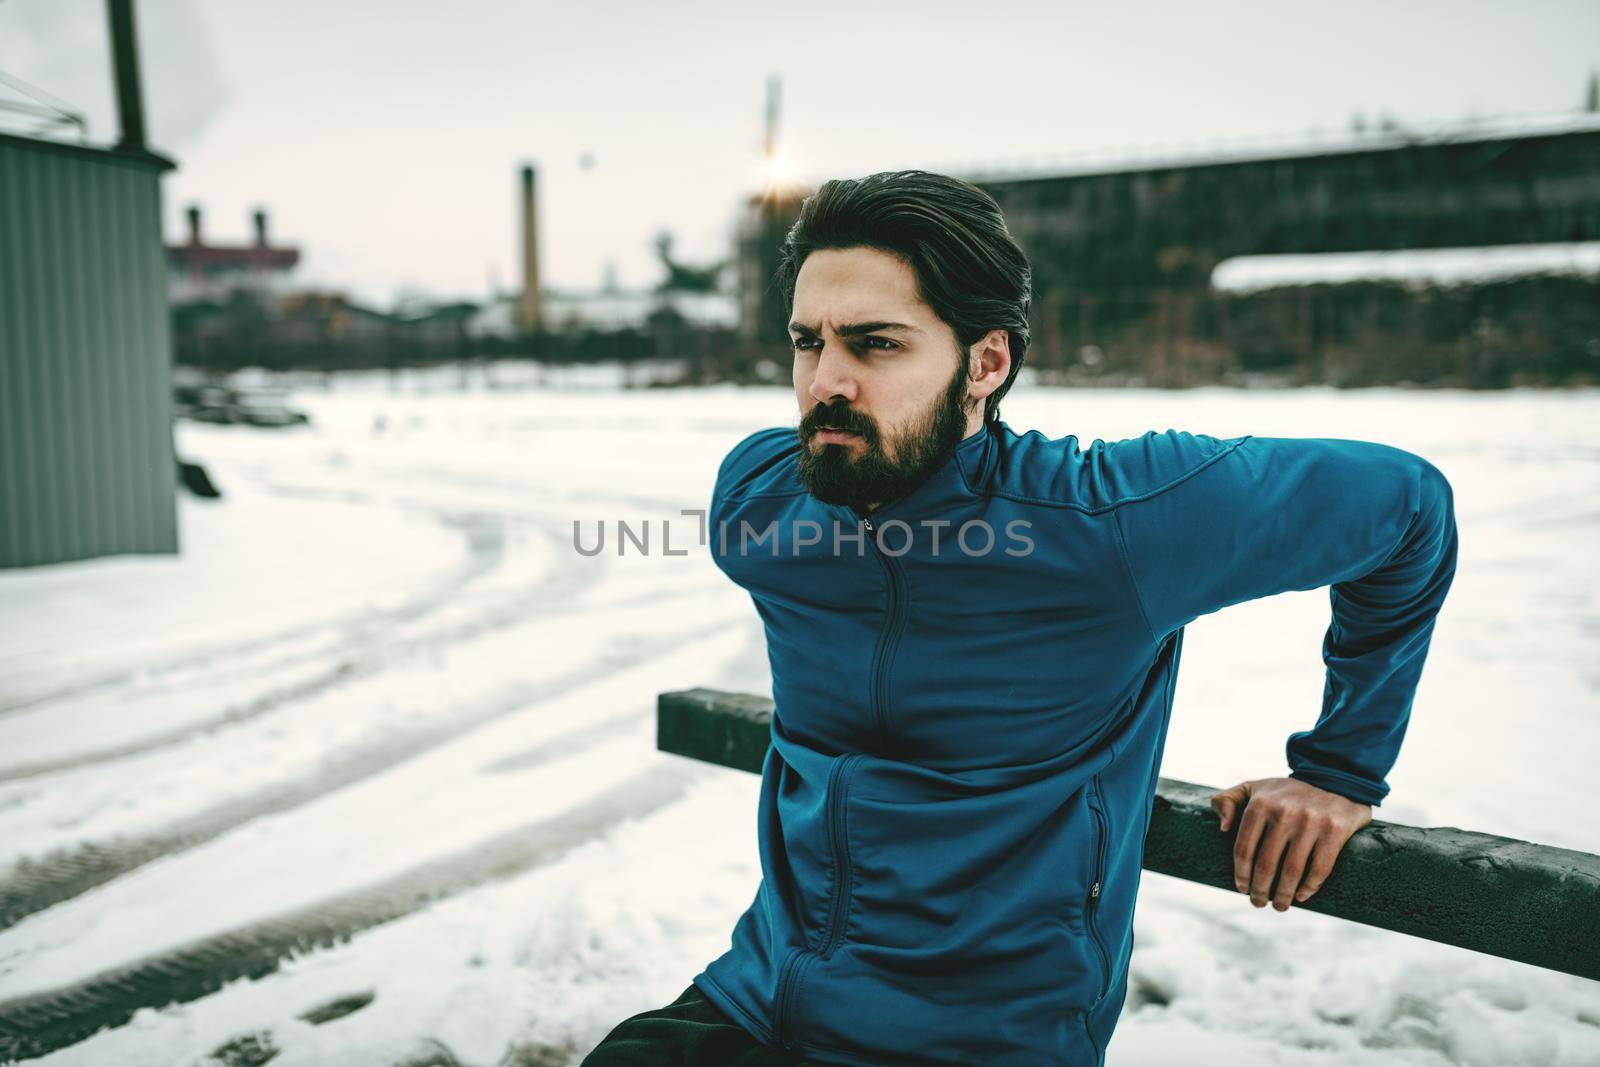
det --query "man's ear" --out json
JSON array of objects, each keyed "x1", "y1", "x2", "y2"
[{"x1": 967, "y1": 329, "x2": 1011, "y2": 400}]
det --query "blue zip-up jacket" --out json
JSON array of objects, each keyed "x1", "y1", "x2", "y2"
[{"x1": 693, "y1": 419, "x2": 1459, "y2": 1066}]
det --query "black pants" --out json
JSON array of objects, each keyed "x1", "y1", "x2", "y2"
[{"x1": 581, "y1": 983, "x2": 818, "y2": 1066}]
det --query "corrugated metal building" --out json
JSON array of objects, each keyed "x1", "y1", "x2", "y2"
[
  {"x1": 0, "y1": 1, "x2": 180, "y2": 569},
  {"x1": 0, "y1": 135, "x2": 179, "y2": 568}
]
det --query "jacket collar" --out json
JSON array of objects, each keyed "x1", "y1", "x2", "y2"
[{"x1": 825, "y1": 418, "x2": 1001, "y2": 528}]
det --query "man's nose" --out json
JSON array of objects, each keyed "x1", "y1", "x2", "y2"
[{"x1": 806, "y1": 338, "x2": 859, "y2": 407}]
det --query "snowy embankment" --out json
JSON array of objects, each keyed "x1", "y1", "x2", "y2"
[{"x1": 0, "y1": 366, "x2": 1596, "y2": 1066}]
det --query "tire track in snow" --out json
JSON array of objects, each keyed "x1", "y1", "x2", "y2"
[
  {"x1": 0, "y1": 617, "x2": 741, "y2": 933},
  {"x1": 0, "y1": 566, "x2": 698, "y2": 787},
  {"x1": 0, "y1": 759, "x2": 708, "y2": 1062},
  {"x1": 0, "y1": 509, "x2": 509, "y2": 720},
  {"x1": 0, "y1": 514, "x2": 609, "y2": 786}
]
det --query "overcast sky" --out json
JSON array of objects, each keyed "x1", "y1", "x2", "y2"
[{"x1": 2, "y1": 0, "x2": 1597, "y2": 307}]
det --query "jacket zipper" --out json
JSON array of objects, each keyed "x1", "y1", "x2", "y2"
[
  {"x1": 772, "y1": 947, "x2": 804, "y2": 1048},
  {"x1": 1086, "y1": 772, "x2": 1111, "y2": 1006},
  {"x1": 862, "y1": 516, "x2": 906, "y2": 751},
  {"x1": 775, "y1": 514, "x2": 892, "y2": 1045},
  {"x1": 773, "y1": 752, "x2": 863, "y2": 1046}
]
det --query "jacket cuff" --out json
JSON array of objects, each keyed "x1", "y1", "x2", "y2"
[{"x1": 1287, "y1": 766, "x2": 1387, "y2": 807}]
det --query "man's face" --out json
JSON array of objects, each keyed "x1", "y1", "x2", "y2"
[{"x1": 790, "y1": 246, "x2": 978, "y2": 514}]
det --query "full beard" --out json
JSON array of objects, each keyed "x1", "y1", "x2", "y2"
[{"x1": 795, "y1": 356, "x2": 973, "y2": 515}]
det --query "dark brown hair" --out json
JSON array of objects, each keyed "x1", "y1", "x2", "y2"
[{"x1": 774, "y1": 170, "x2": 1033, "y2": 425}]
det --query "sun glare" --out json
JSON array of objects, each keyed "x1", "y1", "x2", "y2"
[{"x1": 765, "y1": 152, "x2": 795, "y2": 188}]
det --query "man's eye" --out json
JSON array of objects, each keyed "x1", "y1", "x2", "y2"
[{"x1": 789, "y1": 337, "x2": 897, "y2": 351}]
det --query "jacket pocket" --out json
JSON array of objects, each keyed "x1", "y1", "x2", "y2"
[
  {"x1": 821, "y1": 752, "x2": 863, "y2": 956},
  {"x1": 774, "y1": 752, "x2": 862, "y2": 1045},
  {"x1": 1085, "y1": 773, "x2": 1112, "y2": 1007}
]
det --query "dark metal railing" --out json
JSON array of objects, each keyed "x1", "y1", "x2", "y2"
[{"x1": 658, "y1": 687, "x2": 1600, "y2": 982}]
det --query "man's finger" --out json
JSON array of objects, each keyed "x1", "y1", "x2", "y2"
[
  {"x1": 1271, "y1": 830, "x2": 1317, "y2": 911},
  {"x1": 1248, "y1": 819, "x2": 1292, "y2": 908},
  {"x1": 1294, "y1": 837, "x2": 1341, "y2": 902},
  {"x1": 1210, "y1": 783, "x2": 1249, "y2": 833},
  {"x1": 1211, "y1": 794, "x2": 1238, "y2": 833},
  {"x1": 1231, "y1": 803, "x2": 1268, "y2": 893}
]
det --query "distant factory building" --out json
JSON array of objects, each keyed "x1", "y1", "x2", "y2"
[
  {"x1": 166, "y1": 206, "x2": 301, "y2": 302},
  {"x1": 468, "y1": 288, "x2": 737, "y2": 339},
  {"x1": 736, "y1": 186, "x2": 806, "y2": 352}
]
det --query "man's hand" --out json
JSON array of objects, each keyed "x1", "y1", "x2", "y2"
[{"x1": 1209, "y1": 777, "x2": 1371, "y2": 911}]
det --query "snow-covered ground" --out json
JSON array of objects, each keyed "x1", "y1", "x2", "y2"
[{"x1": 1, "y1": 365, "x2": 1596, "y2": 1066}]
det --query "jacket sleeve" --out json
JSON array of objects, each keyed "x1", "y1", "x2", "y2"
[
  {"x1": 711, "y1": 426, "x2": 797, "y2": 508},
  {"x1": 1109, "y1": 432, "x2": 1460, "y2": 805}
]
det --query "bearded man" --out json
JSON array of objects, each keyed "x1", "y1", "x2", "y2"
[{"x1": 583, "y1": 170, "x2": 1459, "y2": 1066}]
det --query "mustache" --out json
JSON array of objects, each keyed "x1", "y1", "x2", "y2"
[{"x1": 802, "y1": 407, "x2": 875, "y2": 437}]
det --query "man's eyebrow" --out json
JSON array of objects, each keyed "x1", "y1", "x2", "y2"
[{"x1": 788, "y1": 320, "x2": 924, "y2": 337}]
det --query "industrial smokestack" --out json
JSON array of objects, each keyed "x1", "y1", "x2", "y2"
[
  {"x1": 764, "y1": 73, "x2": 781, "y2": 161},
  {"x1": 253, "y1": 209, "x2": 269, "y2": 247},
  {"x1": 186, "y1": 205, "x2": 203, "y2": 246},
  {"x1": 518, "y1": 163, "x2": 543, "y2": 333}
]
